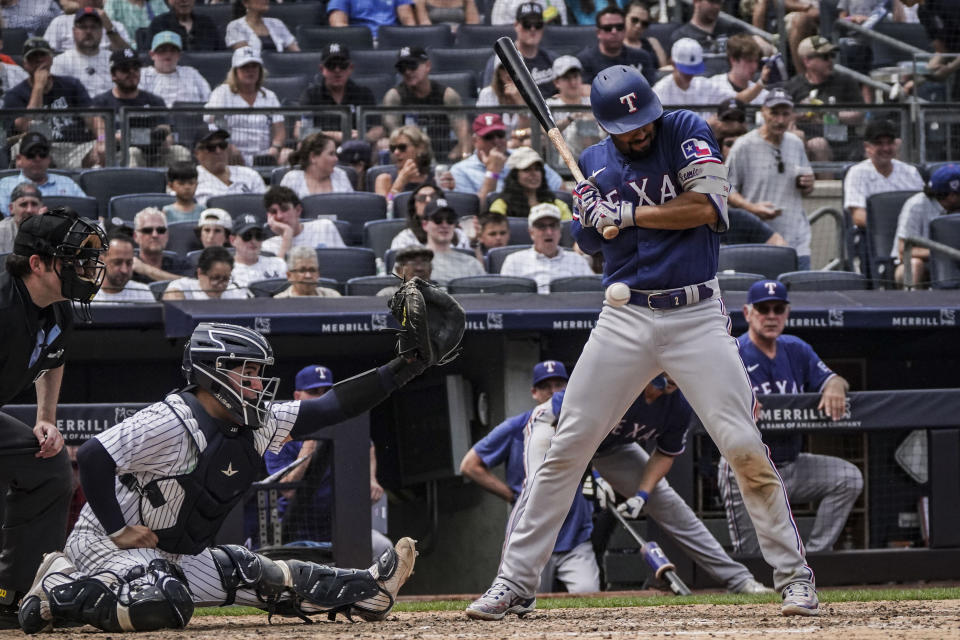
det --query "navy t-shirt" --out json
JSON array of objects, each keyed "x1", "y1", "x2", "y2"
[
  {"x1": 575, "y1": 44, "x2": 657, "y2": 86},
  {"x1": 3, "y1": 75, "x2": 93, "y2": 142},
  {"x1": 91, "y1": 89, "x2": 168, "y2": 132}
]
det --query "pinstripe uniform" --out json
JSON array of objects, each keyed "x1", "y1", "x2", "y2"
[{"x1": 62, "y1": 393, "x2": 301, "y2": 608}]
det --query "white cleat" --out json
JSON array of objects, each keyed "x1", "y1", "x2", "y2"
[
  {"x1": 465, "y1": 581, "x2": 536, "y2": 621},
  {"x1": 781, "y1": 582, "x2": 819, "y2": 616},
  {"x1": 732, "y1": 577, "x2": 775, "y2": 594}
]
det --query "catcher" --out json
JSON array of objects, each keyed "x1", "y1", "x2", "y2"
[{"x1": 19, "y1": 279, "x2": 465, "y2": 634}]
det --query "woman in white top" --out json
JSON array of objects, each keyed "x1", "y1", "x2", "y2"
[
  {"x1": 162, "y1": 246, "x2": 250, "y2": 300},
  {"x1": 225, "y1": 0, "x2": 298, "y2": 53},
  {"x1": 280, "y1": 133, "x2": 354, "y2": 198},
  {"x1": 205, "y1": 46, "x2": 287, "y2": 166},
  {"x1": 476, "y1": 58, "x2": 529, "y2": 133}
]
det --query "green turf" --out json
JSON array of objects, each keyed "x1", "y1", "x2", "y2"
[{"x1": 194, "y1": 586, "x2": 960, "y2": 617}]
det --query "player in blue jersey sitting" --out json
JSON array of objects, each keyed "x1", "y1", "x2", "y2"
[
  {"x1": 721, "y1": 280, "x2": 862, "y2": 555},
  {"x1": 467, "y1": 64, "x2": 817, "y2": 621}
]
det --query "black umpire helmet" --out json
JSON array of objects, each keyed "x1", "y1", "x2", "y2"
[{"x1": 182, "y1": 323, "x2": 280, "y2": 429}]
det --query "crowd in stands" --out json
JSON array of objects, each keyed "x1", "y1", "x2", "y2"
[{"x1": 0, "y1": 0, "x2": 958, "y2": 296}]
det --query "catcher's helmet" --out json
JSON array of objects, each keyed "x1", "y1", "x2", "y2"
[
  {"x1": 182, "y1": 323, "x2": 280, "y2": 428},
  {"x1": 13, "y1": 206, "x2": 107, "y2": 307},
  {"x1": 590, "y1": 65, "x2": 663, "y2": 135}
]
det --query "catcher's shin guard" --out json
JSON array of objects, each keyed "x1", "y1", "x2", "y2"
[
  {"x1": 23, "y1": 559, "x2": 193, "y2": 633},
  {"x1": 209, "y1": 544, "x2": 289, "y2": 606}
]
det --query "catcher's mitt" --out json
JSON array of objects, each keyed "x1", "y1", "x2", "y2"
[{"x1": 388, "y1": 277, "x2": 465, "y2": 366}]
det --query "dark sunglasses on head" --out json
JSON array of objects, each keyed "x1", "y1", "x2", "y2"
[
  {"x1": 775, "y1": 147, "x2": 784, "y2": 174},
  {"x1": 24, "y1": 149, "x2": 50, "y2": 160},
  {"x1": 203, "y1": 140, "x2": 229, "y2": 152},
  {"x1": 324, "y1": 60, "x2": 350, "y2": 71},
  {"x1": 598, "y1": 23, "x2": 625, "y2": 32},
  {"x1": 138, "y1": 226, "x2": 168, "y2": 235},
  {"x1": 396, "y1": 60, "x2": 420, "y2": 72},
  {"x1": 241, "y1": 230, "x2": 263, "y2": 241},
  {"x1": 629, "y1": 16, "x2": 650, "y2": 27},
  {"x1": 753, "y1": 302, "x2": 787, "y2": 315},
  {"x1": 482, "y1": 130, "x2": 507, "y2": 141},
  {"x1": 520, "y1": 19, "x2": 544, "y2": 30},
  {"x1": 389, "y1": 143, "x2": 408, "y2": 153},
  {"x1": 430, "y1": 212, "x2": 458, "y2": 225}
]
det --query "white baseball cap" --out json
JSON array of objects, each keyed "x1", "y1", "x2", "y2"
[
  {"x1": 552, "y1": 55, "x2": 582, "y2": 79},
  {"x1": 671, "y1": 38, "x2": 705, "y2": 75},
  {"x1": 506, "y1": 146, "x2": 544, "y2": 171},
  {"x1": 528, "y1": 202, "x2": 562, "y2": 226},
  {"x1": 232, "y1": 46, "x2": 263, "y2": 69},
  {"x1": 197, "y1": 208, "x2": 233, "y2": 230}
]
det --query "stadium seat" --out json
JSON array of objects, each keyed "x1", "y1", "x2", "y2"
[
  {"x1": 560, "y1": 220, "x2": 574, "y2": 248},
  {"x1": 248, "y1": 277, "x2": 290, "y2": 298},
  {"x1": 929, "y1": 214, "x2": 960, "y2": 289},
  {"x1": 166, "y1": 221, "x2": 202, "y2": 256},
  {"x1": 865, "y1": 190, "x2": 916, "y2": 288},
  {"x1": 301, "y1": 193, "x2": 387, "y2": 245},
  {"x1": 314, "y1": 247, "x2": 377, "y2": 282},
  {"x1": 363, "y1": 219, "x2": 408, "y2": 259},
  {"x1": 549, "y1": 275, "x2": 603, "y2": 292},
  {"x1": 44, "y1": 196, "x2": 99, "y2": 222},
  {"x1": 263, "y1": 74, "x2": 309, "y2": 106},
  {"x1": 455, "y1": 24, "x2": 514, "y2": 48},
  {"x1": 80, "y1": 168, "x2": 167, "y2": 219},
  {"x1": 871, "y1": 23, "x2": 931, "y2": 67},
  {"x1": 542, "y1": 25, "x2": 597, "y2": 54},
  {"x1": 135, "y1": 27, "x2": 151, "y2": 52},
  {"x1": 485, "y1": 244, "x2": 531, "y2": 274},
  {"x1": 351, "y1": 73, "x2": 396, "y2": 103},
  {"x1": 205, "y1": 194, "x2": 267, "y2": 221},
  {"x1": 1, "y1": 28, "x2": 29, "y2": 56},
  {"x1": 108, "y1": 194, "x2": 176, "y2": 223},
  {"x1": 778, "y1": 270, "x2": 868, "y2": 291},
  {"x1": 346, "y1": 275, "x2": 399, "y2": 296},
  {"x1": 296, "y1": 25, "x2": 373, "y2": 51},
  {"x1": 365, "y1": 165, "x2": 397, "y2": 192},
  {"x1": 428, "y1": 47, "x2": 493, "y2": 78},
  {"x1": 644, "y1": 22, "x2": 680, "y2": 45},
  {"x1": 447, "y1": 275, "x2": 538, "y2": 294},
  {"x1": 506, "y1": 216, "x2": 531, "y2": 245},
  {"x1": 184, "y1": 247, "x2": 235, "y2": 270},
  {"x1": 148, "y1": 280, "x2": 173, "y2": 300},
  {"x1": 191, "y1": 3, "x2": 232, "y2": 24},
  {"x1": 703, "y1": 53, "x2": 730, "y2": 76},
  {"x1": 383, "y1": 247, "x2": 473, "y2": 274},
  {"x1": 169, "y1": 101, "x2": 208, "y2": 150},
  {"x1": 269, "y1": 3, "x2": 325, "y2": 32},
  {"x1": 431, "y1": 71, "x2": 478, "y2": 102},
  {"x1": 351, "y1": 49, "x2": 401, "y2": 76},
  {"x1": 179, "y1": 51, "x2": 233, "y2": 88},
  {"x1": 262, "y1": 51, "x2": 325, "y2": 77},
  {"x1": 718, "y1": 245, "x2": 798, "y2": 280},
  {"x1": 393, "y1": 191, "x2": 480, "y2": 218},
  {"x1": 717, "y1": 271, "x2": 766, "y2": 291},
  {"x1": 378, "y1": 25, "x2": 454, "y2": 49}
]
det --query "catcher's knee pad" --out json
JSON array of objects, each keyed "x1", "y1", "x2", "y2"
[
  {"x1": 209, "y1": 544, "x2": 289, "y2": 606},
  {"x1": 45, "y1": 560, "x2": 193, "y2": 632}
]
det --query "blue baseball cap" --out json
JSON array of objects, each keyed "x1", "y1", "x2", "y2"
[
  {"x1": 295, "y1": 365, "x2": 334, "y2": 391},
  {"x1": 930, "y1": 164, "x2": 960, "y2": 195},
  {"x1": 151, "y1": 30, "x2": 183, "y2": 52},
  {"x1": 532, "y1": 360, "x2": 568, "y2": 386},
  {"x1": 746, "y1": 280, "x2": 790, "y2": 304}
]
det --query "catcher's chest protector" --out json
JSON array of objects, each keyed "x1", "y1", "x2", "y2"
[{"x1": 121, "y1": 395, "x2": 260, "y2": 556}]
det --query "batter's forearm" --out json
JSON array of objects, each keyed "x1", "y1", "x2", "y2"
[
  {"x1": 637, "y1": 450, "x2": 675, "y2": 494},
  {"x1": 633, "y1": 192, "x2": 717, "y2": 230}
]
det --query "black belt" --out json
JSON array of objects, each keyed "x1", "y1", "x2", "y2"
[{"x1": 629, "y1": 283, "x2": 714, "y2": 310}]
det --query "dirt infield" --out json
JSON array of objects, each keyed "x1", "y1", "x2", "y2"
[{"x1": 5, "y1": 599, "x2": 959, "y2": 639}]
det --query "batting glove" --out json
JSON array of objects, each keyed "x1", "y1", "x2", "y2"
[
  {"x1": 616, "y1": 493, "x2": 647, "y2": 519},
  {"x1": 573, "y1": 180, "x2": 637, "y2": 233},
  {"x1": 593, "y1": 476, "x2": 617, "y2": 511}
]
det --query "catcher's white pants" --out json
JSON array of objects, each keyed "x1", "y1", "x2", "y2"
[
  {"x1": 497, "y1": 297, "x2": 813, "y2": 597},
  {"x1": 719, "y1": 452, "x2": 863, "y2": 553}
]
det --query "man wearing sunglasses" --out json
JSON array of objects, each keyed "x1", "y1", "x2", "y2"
[
  {"x1": 490, "y1": 0, "x2": 567, "y2": 27},
  {"x1": 193, "y1": 128, "x2": 266, "y2": 208},
  {"x1": 421, "y1": 198, "x2": 483, "y2": 285},
  {"x1": 576, "y1": 6, "x2": 655, "y2": 85},
  {"x1": 669, "y1": 0, "x2": 747, "y2": 54},
  {"x1": 298, "y1": 43, "x2": 382, "y2": 144},
  {"x1": 720, "y1": 279, "x2": 861, "y2": 557},
  {"x1": 0, "y1": 132, "x2": 84, "y2": 216},
  {"x1": 726, "y1": 89, "x2": 815, "y2": 270},
  {"x1": 130, "y1": 207, "x2": 190, "y2": 284},
  {"x1": 229, "y1": 213, "x2": 287, "y2": 288},
  {"x1": 482, "y1": 3, "x2": 558, "y2": 99}
]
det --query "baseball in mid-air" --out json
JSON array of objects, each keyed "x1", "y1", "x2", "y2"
[{"x1": 605, "y1": 282, "x2": 631, "y2": 307}]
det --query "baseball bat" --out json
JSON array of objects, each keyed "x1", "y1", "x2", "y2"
[
  {"x1": 609, "y1": 507, "x2": 693, "y2": 596},
  {"x1": 493, "y1": 37, "x2": 619, "y2": 240}
]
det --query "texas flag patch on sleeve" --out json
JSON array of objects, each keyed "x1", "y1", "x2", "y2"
[{"x1": 681, "y1": 138, "x2": 712, "y2": 160}]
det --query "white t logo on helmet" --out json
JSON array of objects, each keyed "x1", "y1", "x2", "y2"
[{"x1": 619, "y1": 92, "x2": 638, "y2": 113}]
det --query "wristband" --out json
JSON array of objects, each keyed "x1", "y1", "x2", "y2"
[
  {"x1": 637, "y1": 490, "x2": 649, "y2": 502},
  {"x1": 386, "y1": 192, "x2": 395, "y2": 202},
  {"x1": 484, "y1": 170, "x2": 500, "y2": 180}
]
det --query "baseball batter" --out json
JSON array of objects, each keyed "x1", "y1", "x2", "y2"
[
  {"x1": 17, "y1": 322, "x2": 443, "y2": 633},
  {"x1": 721, "y1": 280, "x2": 862, "y2": 554},
  {"x1": 467, "y1": 65, "x2": 817, "y2": 620}
]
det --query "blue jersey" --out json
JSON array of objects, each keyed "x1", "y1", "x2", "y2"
[
  {"x1": 263, "y1": 440, "x2": 334, "y2": 542},
  {"x1": 737, "y1": 333, "x2": 835, "y2": 463},
  {"x1": 473, "y1": 409, "x2": 593, "y2": 554},
  {"x1": 573, "y1": 109, "x2": 726, "y2": 290},
  {"x1": 593, "y1": 389, "x2": 693, "y2": 455}
]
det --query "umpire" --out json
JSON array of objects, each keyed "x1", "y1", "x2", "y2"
[{"x1": 0, "y1": 208, "x2": 106, "y2": 626}]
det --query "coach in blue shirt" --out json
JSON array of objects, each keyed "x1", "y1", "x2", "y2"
[{"x1": 720, "y1": 279, "x2": 863, "y2": 554}]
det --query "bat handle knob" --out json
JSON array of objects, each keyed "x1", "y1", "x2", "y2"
[{"x1": 602, "y1": 226, "x2": 619, "y2": 240}]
